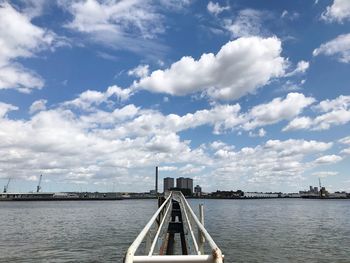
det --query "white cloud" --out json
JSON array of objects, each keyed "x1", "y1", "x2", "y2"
[
  {"x1": 128, "y1": 64, "x2": 149, "y2": 78},
  {"x1": 283, "y1": 116, "x2": 312, "y2": 131},
  {"x1": 0, "y1": 90, "x2": 341, "y2": 191},
  {"x1": 59, "y1": 0, "x2": 167, "y2": 55},
  {"x1": 207, "y1": 1, "x2": 229, "y2": 16},
  {"x1": 159, "y1": 0, "x2": 191, "y2": 11},
  {"x1": 158, "y1": 166, "x2": 178, "y2": 172},
  {"x1": 285, "y1": 60, "x2": 310, "y2": 76},
  {"x1": 20, "y1": 0, "x2": 47, "y2": 18},
  {"x1": 339, "y1": 136, "x2": 350, "y2": 145},
  {"x1": 341, "y1": 148, "x2": 350, "y2": 155},
  {"x1": 313, "y1": 33, "x2": 350, "y2": 63},
  {"x1": 281, "y1": 10, "x2": 299, "y2": 20},
  {"x1": 63, "y1": 85, "x2": 133, "y2": 110},
  {"x1": 0, "y1": 64, "x2": 44, "y2": 93},
  {"x1": 29, "y1": 99, "x2": 47, "y2": 114},
  {"x1": 224, "y1": 9, "x2": 267, "y2": 38},
  {"x1": 322, "y1": 0, "x2": 350, "y2": 23},
  {"x1": 0, "y1": 2, "x2": 56, "y2": 92},
  {"x1": 0, "y1": 102, "x2": 18, "y2": 118},
  {"x1": 244, "y1": 93, "x2": 315, "y2": 130},
  {"x1": 312, "y1": 171, "x2": 338, "y2": 178},
  {"x1": 179, "y1": 164, "x2": 205, "y2": 175},
  {"x1": 249, "y1": 128, "x2": 266, "y2": 138},
  {"x1": 210, "y1": 139, "x2": 333, "y2": 187},
  {"x1": 339, "y1": 136, "x2": 350, "y2": 155},
  {"x1": 134, "y1": 36, "x2": 287, "y2": 100},
  {"x1": 314, "y1": 155, "x2": 342, "y2": 164},
  {"x1": 316, "y1": 95, "x2": 350, "y2": 112},
  {"x1": 264, "y1": 139, "x2": 332, "y2": 156},
  {"x1": 284, "y1": 95, "x2": 350, "y2": 131}
]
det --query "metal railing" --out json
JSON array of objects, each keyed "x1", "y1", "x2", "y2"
[{"x1": 124, "y1": 191, "x2": 224, "y2": 263}]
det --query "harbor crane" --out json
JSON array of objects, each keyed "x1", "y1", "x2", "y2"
[
  {"x1": 36, "y1": 174, "x2": 42, "y2": 193},
  {"x1": 3, "y1": 178, "x2": 11, "y2": 193}
]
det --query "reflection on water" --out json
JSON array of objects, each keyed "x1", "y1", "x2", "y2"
[{"x1": 0, "y1": 199, "x2": 349, "y2": 262}]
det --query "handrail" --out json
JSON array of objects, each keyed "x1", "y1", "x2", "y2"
[
  {"x1": 124, "y1": 193, "x2": 173, "y2": 263},
  {"x1": 148, "y1": 199, "x2": 172, "y2": 255},
  {"x1": 124, "y1": 191, "x2": 224, "y2": 263},
  {"x1": 180, "y1": 199, "x2": 200, "y2": 254},
  {"x1": 133, "y1": 255, "x2": 216, "y2": 262},
  {"x1": 178, "y1": 192, "x2": 224, "y2": 263}
]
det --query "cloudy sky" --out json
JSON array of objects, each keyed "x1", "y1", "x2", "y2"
[{"x1": 0, "y1": 0, "x2": 350, "y2": 193}]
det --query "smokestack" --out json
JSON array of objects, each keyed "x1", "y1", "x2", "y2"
[{"x1": 155, "y1": 166, "x2": 158, "y2": 194}]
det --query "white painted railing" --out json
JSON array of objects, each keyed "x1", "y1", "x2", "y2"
[{"x1": 124, "y1": 191, "x2": 224, "y2": 263}]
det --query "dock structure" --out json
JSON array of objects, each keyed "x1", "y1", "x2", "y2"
[{"x1": 124, "y1": 191, "x2": 224, "y2": 263}]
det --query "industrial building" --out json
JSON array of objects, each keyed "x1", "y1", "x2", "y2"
[
  {"x1": 163, "y1": 177, "x2": 174, "y2": 192},
  {"x1": 176, "y1": 177, "x2": 193, "y2": 194}
]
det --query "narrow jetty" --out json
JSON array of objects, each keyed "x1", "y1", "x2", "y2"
[{"x1": 124, "y1": 191, "x2": 224, "y2": 263}]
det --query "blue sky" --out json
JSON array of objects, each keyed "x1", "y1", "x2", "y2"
[{"x1": 0, "y1": 0, "x2": 350, "y2": 193}]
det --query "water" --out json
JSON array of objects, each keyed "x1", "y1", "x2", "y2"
[{"x1": 0, "y1": 199, "x2": 349, "y2": 262}]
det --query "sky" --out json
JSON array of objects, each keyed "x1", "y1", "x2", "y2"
[{"x1": 0, "y1": 0, "x2": 350, "y2": 193}]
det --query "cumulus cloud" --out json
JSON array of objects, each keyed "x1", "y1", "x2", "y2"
[
  {"x1": 339, "y1": 136, "x2": 350, "y2": 155},
  {"x1": 134, "y1": 36, "x2": 287, "y2": 100},
  {"x1": 0, "y1": 102, "x2": 18, "y2": 118},
  {"x1": 209, "y1": 139, "x2": 333, "y2": 187},
  {"x1": 339, "y1": 136, "x2": 350, "y2": 145},
  {"x1": 312, "y1": 171, "x2": 338, "y2": 178},
  {"x1": 283, "y1": 116, "x2": 312, "y2": 131},
  {"x1": 244, "y1": 92, "x2": 315, "y2": 130},
  {"x1": 128, "y1": 65, "x2": 149, "y2": 78},
  {"x1": 179, "y1": 164, "x2": 205, "y2": 175},
  {"x1": 63, "y1": 85, "x2": 133, "y2": 110},
  {"x1": 322, "y1": 0, "x2": 350, "y2": 23},
  {"x1": 0, "y1": 2, "x2": 58, "y2": 92},
  {"x1": 313, "y1": 33, "x2": 350, "y2": 63},
  {"x1": 284, "y1": 60, "x2": 310, "y2": 76},
  {"x1": 314, "y1": 155, "x2": 343, "y2": 164},
  {"x1": 249, "y1": 128, "x2": 266, "y2": 138},
  {"x1": 284, "y1": 95, "x2": 350, "y2": 131},
  {"x1": 29, "y1": 99, "x2": 47, "y2": 114},
  {"x1": 0, "y1": 101, "x2": 211, "y2": 189},
  {"x1": 158, "y1": 166, "x2": 178, "y2": 172},
  {"x1": 1, "y1": 85, "x2": 338, "y2": 191},
  {"x1": 207, "y1": 1, "x2": 229, "y2": 16}
]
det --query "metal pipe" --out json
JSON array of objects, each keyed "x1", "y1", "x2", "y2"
[
  {"x1": 125, "y1": 193, "x2": 173, "y2": 263},
  {"x1": 178, "y1": 193, "x2": 224, "y2": 263},
  {"x1": 198, "y1": 204, "x2": 205, "y2": 254},
  {"x1": 148, "y1": 200, "x2": 172, "y2": 256},
  {"x1": 133, "y1": 255, "x2": 215, "y2": 263},
  {"x1": 180, "y1": 200, "x2": 200, "y2": 254}
]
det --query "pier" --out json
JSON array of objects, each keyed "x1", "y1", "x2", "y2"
[{"x1": 124, "y1": 191, "x2": 224, "y2": 263}]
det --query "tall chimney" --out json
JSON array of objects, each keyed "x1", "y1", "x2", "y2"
[{"x1": 155, "y1": 166, "x2": 158, "y2": 194}]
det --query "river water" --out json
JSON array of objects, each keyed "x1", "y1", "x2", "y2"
[{"x1": 0, "y1": 199, "x2": 349, "y2": 262}]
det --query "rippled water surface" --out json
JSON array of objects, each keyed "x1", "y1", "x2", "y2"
[{"x1": 1, "y1": 199, "x2": 350, "y2": 262}]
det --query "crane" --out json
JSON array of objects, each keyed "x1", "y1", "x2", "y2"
[
  {"x1": 3, "y1": 178, "x2": 11, "y2": 193},
  {"x1": 36, "y1": 174, "x2": 42, "y2": 193}
]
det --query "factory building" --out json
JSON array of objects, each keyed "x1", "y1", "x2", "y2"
[
  {"x1": 163, "y1": 177, "x2": 174, "y2": 192},
  {"x1": 176, "y1": 177, "x2": 193, "y2": 194}
]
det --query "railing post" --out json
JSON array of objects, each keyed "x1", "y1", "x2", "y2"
[{"x1": 198, "y1": 204, "x2": 205, "y2": 254}]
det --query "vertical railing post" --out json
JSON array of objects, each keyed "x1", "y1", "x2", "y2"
[{"x1": 198, "y1": 204, "x2": 205, "y2": 254}]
